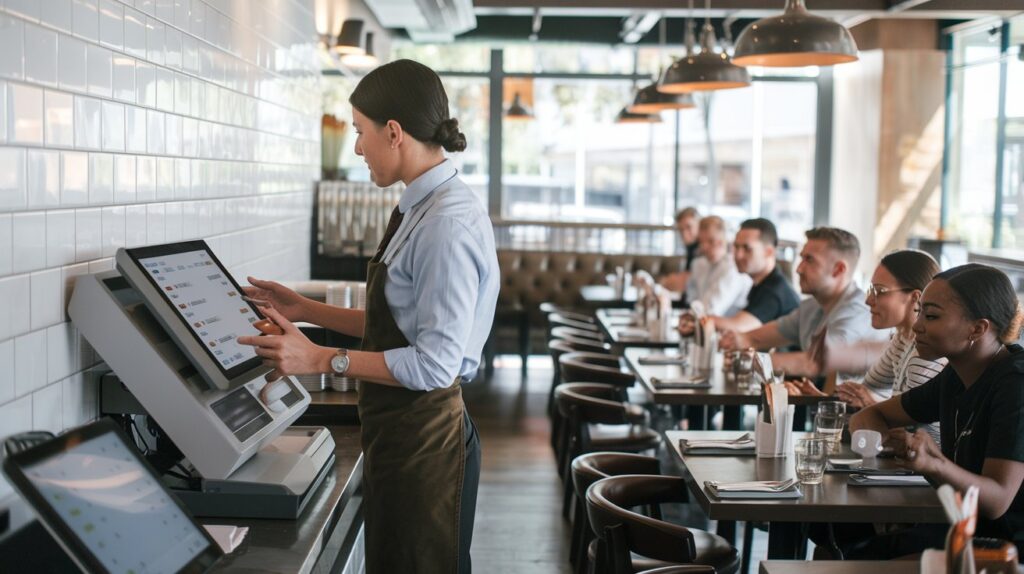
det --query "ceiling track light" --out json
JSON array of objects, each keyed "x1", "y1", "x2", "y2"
[{"x1": 732, "y1": 0, "x2": 859, "y2": 67}]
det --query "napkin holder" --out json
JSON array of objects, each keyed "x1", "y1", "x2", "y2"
[
  {"x1": 756, "y1": 381, "x2": 793, "y2": 458},
  {"x1": 755, "y1": 406, "x2": 794, "y2": 458},
  {"x1": 688, "y1": 319, "x2": 718, "y2": 371}
]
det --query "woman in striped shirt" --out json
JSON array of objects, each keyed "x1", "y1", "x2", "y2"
[{"x1": 792, "y1": 250, "x2": 947, "y2": 440}]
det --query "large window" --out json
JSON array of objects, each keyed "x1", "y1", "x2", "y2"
[
  {"x1": 329, "y1": 42, "x2": 821, "y2": 238},
  {"x1": 501, "y1": 78, "x2": 677, "y2": 223},
  {"x1": 946, "y1": 15, "x2": 1024, "y2": 249}
]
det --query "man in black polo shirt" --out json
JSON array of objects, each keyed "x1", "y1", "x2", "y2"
[{"x1": 681, "y1": 218, "x2": 799, "y2": 333}]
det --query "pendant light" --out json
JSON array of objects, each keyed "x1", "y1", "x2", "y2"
[
  {"x1": 733, "y1": 0, "x2": 858, "y2": 67},
  {"x1": 615, "y1": 107, "x2": 662, "y2": 124},
  {"x1": 505, "y1": 92, "x2": 533, "y2": 120},
  {"x1": 333, "y1": 19, "x2": 365, "y2": 56},
  {"x1": 341, "y1": 32, "x2": 379, "y2": 69},
  {"x1": 629, "y1": 18, "x2": 696, "y2": 114},
  {"x1": 658, "y1": 0, "x2": 750, "y2": 94}
]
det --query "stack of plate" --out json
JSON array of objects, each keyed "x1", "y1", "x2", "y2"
[
  {"x1": 329, "y1": 375, "x2": 358, "y2": 392},
  {"x1": 295, "y1": 374, "x2": 326, "y2": 393}
]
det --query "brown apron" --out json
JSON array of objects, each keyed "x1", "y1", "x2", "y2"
[{"x1": 358, "y1": 198, "x2": 466, "y2": 574}]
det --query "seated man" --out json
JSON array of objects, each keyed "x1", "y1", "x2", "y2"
[
  {"x1": 702, "y1": 218, "x2": 800, "y2": 333},
  {"x1": 659, "y1": 207, "x2": 701, "y2": 292},
  {"x1": 720, "y1": 226, "x2": 883, "y2": 377},
  {"x1": 685, "y1": 216, "x2": 752, "y2": 317}
]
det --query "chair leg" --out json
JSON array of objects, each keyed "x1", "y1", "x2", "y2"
[
  {"x1": 741, "y1": 521, "x2": 754, "y2": 574},
  {"x1": 575, "y1": 516, "x2": 593, "y2": 574},
  {"x1": 519, "y1": 314, "x2": 530, "y2": 377},
  {"x1": 562, "y1": 462, "x2": 576, "y2": 520},
  {"x1": 569, "y1": 494, "x2": 584, "y2": 568}
]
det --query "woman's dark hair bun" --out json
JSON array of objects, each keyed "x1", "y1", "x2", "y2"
[{"x1": 433, "y1": 118, "x2": 467, "y2": 152}]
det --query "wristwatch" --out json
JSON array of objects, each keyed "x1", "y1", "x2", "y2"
[{"x1": 329, "y1": 348, "x2": 350, "y2": 376}]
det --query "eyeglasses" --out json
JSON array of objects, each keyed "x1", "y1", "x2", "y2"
[{"x1": 866, "y1": 284, "x2": 914, "y2": 299}]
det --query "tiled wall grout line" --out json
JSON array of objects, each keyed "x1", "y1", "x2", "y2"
[{"x1": 0, "y1": 0, "x2": 320, "y2": 500}]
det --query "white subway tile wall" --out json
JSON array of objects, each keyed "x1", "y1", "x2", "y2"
[{"x1": 0, "y1": 0, "x2": 320, "y2": 499}]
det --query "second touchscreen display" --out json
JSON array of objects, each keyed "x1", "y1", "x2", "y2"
[{"x1": 138, "y1": 249, "x2": 260, "y2": 370}]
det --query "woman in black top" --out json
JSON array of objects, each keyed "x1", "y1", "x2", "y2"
[{"x1": 850, "y1": 263, "x2": 1024, "y2": 557}]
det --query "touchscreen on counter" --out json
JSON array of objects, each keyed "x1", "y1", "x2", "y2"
[
  {"x1": 139, "y1": 250, "x2": 260, "y2": 370},
  {"x1": 22, "y1": 431, "x2": 212, "y2": 574}
]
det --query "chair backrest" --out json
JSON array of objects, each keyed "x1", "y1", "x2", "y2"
[
  {"x1": 540, "y1": 303, "x2": 595, "y2": 324},
  {"x1": 552, "y1": 325, "x2": 605, "y2": 342},
  {"x1": 559, "y1": 352, "x2": 634, "y2": 386},
  {"x1": 549, "y1": 313, "x2": 600, "y2": 332},
  {"x1": 571, "y1": 452, "x2": 660, "y2": 503},
  {"x1": 552, "y1": 335, "x2": 611, "y2": 354},
  {"x1": 554, "y1": 383, "x2": 642, "y2": 425},
  {"x1": 586, "y1": 475, "x2": 698, "y2": 564}
]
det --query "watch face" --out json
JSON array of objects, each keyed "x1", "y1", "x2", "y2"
[{"x1": 331, "y1": 354, "x2": 349, "y2": 374}]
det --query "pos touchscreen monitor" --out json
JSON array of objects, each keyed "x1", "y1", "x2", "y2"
[
  {"x1": 1, "y1": 418, "x2": 222, "y2": 574},
  {"x1": 115, "y1": 240, "x2": 272, "y2": 390}
]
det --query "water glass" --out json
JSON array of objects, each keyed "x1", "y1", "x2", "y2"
[
  {"x1": 818, "y1": 400, "x2": 847, "y2": 419},
  {"x1": 736, "y1": 349, "x2": 755, "y2": 389},
  {"x1": 796, "y1": 438, "x2": 828, "y2": 485},
  {"x1": 814, "y1": 412, "x2": 844, "y2": 452}
]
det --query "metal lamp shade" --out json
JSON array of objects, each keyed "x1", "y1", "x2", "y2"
[
  {"x1": 333, "y1": 19, "x2": 365, "y2": 56},
  {"x1": 628, "y1": 83, "x2": 696, "y2": 114},
  {"x1": 505, "y1": 93, "x2": 533, "y2": 120},
  {"x1": 615, "y1": 106, "x2": 662, "y2": 124},
  {"x1": 658, "y1": 23, "x2": 750, "y2": 93},
  {"x1": 732, "y1": 0, "x2": 858, "y2": 67},
  {"x1": 341, "y1": 32, "x2": 379, "y2": 68}
]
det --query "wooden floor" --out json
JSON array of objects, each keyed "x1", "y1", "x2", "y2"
[
  {"x1": 463, "y1": 361, "x2": 573, "y2": 573},
  {"x1": 463, "y1": 359, "x2": 772, "y2": 574}
]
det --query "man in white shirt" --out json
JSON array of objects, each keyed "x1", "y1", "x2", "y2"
[{"x1": 685, "y1": 216, "x2": 752, "y2": 317}]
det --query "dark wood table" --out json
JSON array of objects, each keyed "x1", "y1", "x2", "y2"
[
  {"x1": 580, "y1": 285, "x2": 683, "y2": 308},
  {"x1": 623, "y1": 347, "x2": 827, "y2": 408},
  {"x1": 580, "y1": 284, "x2": 640, "y2": 307},
  {"x1": 208, "y1": 424, "x2": 363, "y2": 573},
  {"x1": 595, "y1": 308, "x2": 683, "y2": 351},
  {"x1": 667, "y1": 430, "x2": 945, "y2": 560},
  {"x1": 759, "y1": 561, "x2": 918, "y2": 574}
]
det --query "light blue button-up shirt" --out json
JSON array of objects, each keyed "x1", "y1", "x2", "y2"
[{"x1": 381, "y1": 159, "x2": 499, "y2": 391}]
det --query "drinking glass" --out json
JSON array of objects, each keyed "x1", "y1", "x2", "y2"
[
  {"x1": 736, "y1": 349, "x2": 755, "y2": 390},
  {"x1": 796, "y1": 438, "x2": 828, "y2": 485},
  {"x1": 818, "y1": 400, "x2": 847, "y2": 419},
  {"x1": 814, "y1": 412, "x2": 844, "y2": 453}
]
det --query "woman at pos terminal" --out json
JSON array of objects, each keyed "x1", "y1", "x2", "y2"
[{"x1": 237, "y1": 60, "x2": 499, "y2": 574}]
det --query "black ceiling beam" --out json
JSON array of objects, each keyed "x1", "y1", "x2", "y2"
[
  {"x1": 445, "y1": 15, "x2": 755, "y2": 45},
  {"x1": 473, "y1": 0, "x2": 1022, "y2": 11}
]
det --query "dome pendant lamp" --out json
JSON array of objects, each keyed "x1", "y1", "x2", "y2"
[
  {"x1": 615, "y1": 107, "x2": 662, "y2": 124},
  {"x1": 629, "y1": 18, "x2": 697, "y2": 113},
  {"x1": 505, "y1": 92, "x2": 533, "y2": 120},
  {"x1": 658, "y1": 0, "x2": 750, "y2": 94},
  {"x1": 732, "y1": 0, "x2": 858, "y2": 67},
  {"x1": 629, "y1": 83, "x2": 695, "y2": 114}
]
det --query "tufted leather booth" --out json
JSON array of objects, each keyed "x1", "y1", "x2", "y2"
[{"x1": 487, "y1": 250, "x2": 686, "y2": 367}]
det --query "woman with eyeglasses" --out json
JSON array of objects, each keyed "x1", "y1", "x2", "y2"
[
  {"x1": 785, "y1": 250, "x2": 946, "y2": 440},
  {"x1": 843, "y1": 263, "x2": 1024, "y2": 559}
]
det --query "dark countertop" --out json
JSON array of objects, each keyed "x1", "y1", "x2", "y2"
[{"x1": 208, "y1": 424, "x2": 363, "y2": 573}]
